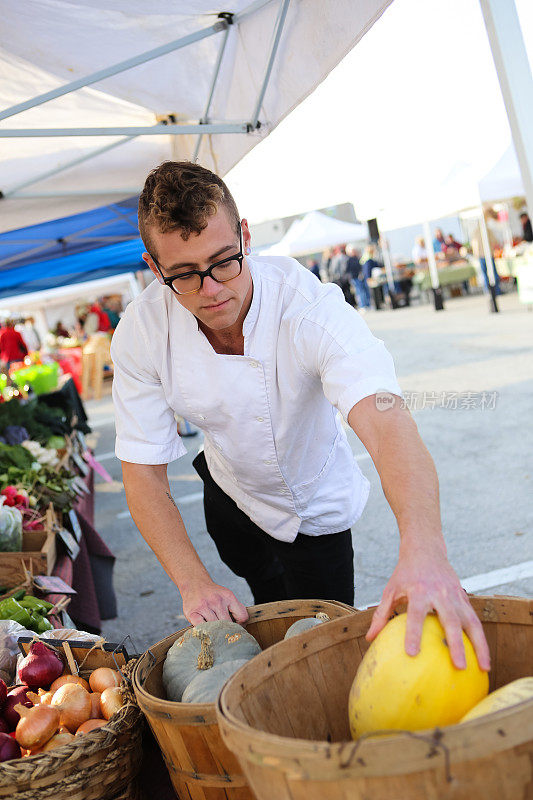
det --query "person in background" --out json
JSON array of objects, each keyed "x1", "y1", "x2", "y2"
[
  {"x1": 102, "y1": 297, "x2": 121, "y2": 329},
  {"x1": 329, "y1": 245, "x2": 355, "y2": 306},
  {"x1": 444, "y1": 234, "x2": 469, "y2": 293},
  {"x1": 18, "y1": 317, "x2": 41, "y2": 353},
  {"x1": 306, "y1": 258, "x2": 321, "y2": 281},
  {"x1": 53, "y1": 321, "x2": 70, "y2": 338},
  {"x1": 346, "y1": 245, "x2": 370, "y2": 311},
  {"x1": 89, "y1": 300, "x2": 111, "y2": 333},
  {"x1": 328, "y1": 245, "x2": 347, "y2": 282},
  {"x1": 411, "y1": 236, "x2": 428, "y2": 266},
  {"x1": 361, "y1": 245, "x2": 384, "y2": 310},
  {"x1": 320, "y1": 248, "x2": 332, "y2": 279},
  {"x1": 470, "y1": 221, "x2": 501, "y2": 295},
  {"x1": 432, "y1": 228, "x2": 446, "y2": 258},
  {"x1": 520, "y1": 212, "x2": 533, "y2": 243},
  {"x1": 444, "y1": 234, "x2": 462, "y2": 256},
  {"x1": 0, "y1": 319, "x2": 28, "y2": 370}
]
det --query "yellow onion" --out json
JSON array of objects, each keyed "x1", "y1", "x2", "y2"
[
  {"x1": 50, "y1": 674, "x2": 90, "y2": 694},
  {"x1": 14, "y1": 703, "x2": 60, "y2": 749},
  {"x1": 88, "y1": 668, "x2": 121, "y2": 693},
  {"x1": 89, "y1": 692, "x2": 102, "y2": 719},
  {"x1": 41, "y1": 731, "x2": 75, "y2": 751},
  {"x1": 100, "y1": 687, "x2": 123, "y2": 720},
  {"x1": 76, "y1": 718, "x2": 108, "y2": 735},
  {"x1": 51, "y1": 683, "x2": 91, "y2": 733}
]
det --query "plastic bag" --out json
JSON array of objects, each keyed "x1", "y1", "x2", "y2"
[
  {"x1": 0, "y1": 619, "x2": 34, "y2": 684},
  {"x1": 41, "y1": 628, "x2": 101, "y2": 643},
  {"x1": 0, "y1": 497, "x2": 23, "y2": 552}
]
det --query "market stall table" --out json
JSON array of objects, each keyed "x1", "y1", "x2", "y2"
[{"x1": 412, "y1": 261, "x2": 476, "y2": 293}]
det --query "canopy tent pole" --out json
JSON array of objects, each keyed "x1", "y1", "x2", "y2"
[
  {"x1": 501, "y1": 203, "x2": 513, "y2": 252},
  {"x1": 0, "y1": 21, "x2": 228, "y2": 123},
  {"x1": 127, "y1": 272, "x2": 142, "y2": 299},
  {"x1": 479, "y1": 0, "x2": 533, "y2": 218},
  {"x1": 422, "y1": 220, "x2": 444, "y2": 311},
  {"x1": 250, "y1": 0, "x2": 291, "y2": 129},
  {"x1": 193, "y1": 21, "x2": 233, "y2": 161},
  {"x1": 378, "y1": 234, "x2": 395, "y2": 294},
  {"x1": 0, "y1": 122, "x2": 250, "y2": 138}
]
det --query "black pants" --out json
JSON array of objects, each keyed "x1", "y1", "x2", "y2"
[{"x1": 193, "y1": 451, "x2": 355, "y2": 605}]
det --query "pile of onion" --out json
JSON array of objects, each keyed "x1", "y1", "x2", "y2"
[
  {"x1": 0, "y1": 639, "x2": 125, "y2": 762},
  {"x1": 7, "y1": 666, "x2": 124, "y2": 758}
]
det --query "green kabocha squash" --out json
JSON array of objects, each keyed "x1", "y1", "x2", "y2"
[
  {"x1": 163, "y1": 620, "x2": 261, "y2": 701},
  {"x1": 182, "y1": 658, "x2": 251, "y2": 704},
  {"x1": 284, "y1": 613, "x2": 330, "y2": 640}
]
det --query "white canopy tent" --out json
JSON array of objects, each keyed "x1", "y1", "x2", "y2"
[
  {"x1": 479, "y1": 145, "x2": 525, "y2": 203},
  {"x1": 225, "y1": 0, "x2": 533, "y2": 231},
  {"x1": 0, "y1": 272, "x2": 142, "y2": 341},
  {"x1": 261, "y1": 211, "x2": 368, "y2": 257},
  {"x1": 0, "y1": 0, "x2": 392, "y2": 233}
]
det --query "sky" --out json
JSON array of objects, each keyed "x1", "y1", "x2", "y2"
[{"x1": 225, "y1": 0, "x2": 533, "y2": 230}]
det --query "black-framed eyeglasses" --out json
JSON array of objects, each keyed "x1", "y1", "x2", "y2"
[{"x1": 150, "y1": 231, "x2": 244, "y2": 296}]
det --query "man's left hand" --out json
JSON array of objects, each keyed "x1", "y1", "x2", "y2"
[{"x1": 366, "y1": 546, "x2": 491, "y2": 671}]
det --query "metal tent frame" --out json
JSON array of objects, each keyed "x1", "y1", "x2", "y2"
[{"x1": 0, "y1": 0, "x2": 290, "y2": 199}]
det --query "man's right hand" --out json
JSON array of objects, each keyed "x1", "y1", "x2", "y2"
[{"x1": 181, "y1": 580, "x2": 249, "y2": 626}]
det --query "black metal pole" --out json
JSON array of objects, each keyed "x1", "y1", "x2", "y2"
[
  {"x1": 488, "y1": 284, "x2": 499, "y2": 312},
  {"x1": 432, "y1": 286, "x2": 445, "y2": 311}
]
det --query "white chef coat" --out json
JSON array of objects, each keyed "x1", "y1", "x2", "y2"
[{"x1": 111, "y1": 255, "x2": 402, "y2": 543}]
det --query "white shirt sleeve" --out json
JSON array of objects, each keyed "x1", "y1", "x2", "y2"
[
  {"x1": 294, "y1": 286, "x2": 402, "y2": 421},
  {"x1": 110, "y1": 307, "x2": 187, "y2": 465}
]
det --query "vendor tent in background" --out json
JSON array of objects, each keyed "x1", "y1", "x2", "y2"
[
  {"x1": 0, "y1": 0, "x2": 392, "y2": 233},
  {"x1": 0, "y1": 198, "x2": 144, "y2": 300},
  {"x1": 479, "y1": 145, "x2": 525, "y2": 203},
  {"x1": 262, "y1": 211, "x2": 367, "y2": 257}
]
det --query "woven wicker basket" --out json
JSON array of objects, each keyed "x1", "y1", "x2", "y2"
[{"x1": 0, "y1": 646, "x2": 144, "y2": 800}]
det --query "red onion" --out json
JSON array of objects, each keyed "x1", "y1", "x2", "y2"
[
  {"x1": 0, "y1": 678, "x2": 7, "y2": 710},
  {"x1": 19, "y1": 642, "x2": 63, "y2": 689},
  {"x1": 4, "y1": 687, "x2": 33, "y2": 730},
  {"x1": 0, "y1": 731, "x2": 21, "y2": 762},
  {"x1": 0, "y1": 718, "x2": 10, "y2": 734}
]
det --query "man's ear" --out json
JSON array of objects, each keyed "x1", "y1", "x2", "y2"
[
  {"x1": 241, "y1": 218, "x2": 252, "y2": 255},
  {"x1": 142, "y1": 252, "x2": 164, "y2": 284}
]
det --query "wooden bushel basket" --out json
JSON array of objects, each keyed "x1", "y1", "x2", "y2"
[
  {"x1": 132, "y1": 599, "x2": 356, "y2": 800},
  {"x1": 217, "y1": 595, "x2": 533, "y2": 800}
]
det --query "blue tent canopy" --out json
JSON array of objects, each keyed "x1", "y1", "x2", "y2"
[{"x1": 0, "y1": 197, "x2": 146, "y2": 300}]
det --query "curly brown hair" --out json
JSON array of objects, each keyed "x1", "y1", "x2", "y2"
[{"x1": 138, "y1": 161, "x2": 241, "y2": 256}]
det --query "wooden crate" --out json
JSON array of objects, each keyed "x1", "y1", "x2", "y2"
[{"x1": 0, "y1": 506, "x2": 56, "y2": 588}]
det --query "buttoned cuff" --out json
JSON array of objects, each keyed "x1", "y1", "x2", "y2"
[
  {"x1": 337, "y1": 377, "x2": 403, "y2": 421},
  {"x1": 115, "y1": 437, "x2": 187, "y2": 465}
]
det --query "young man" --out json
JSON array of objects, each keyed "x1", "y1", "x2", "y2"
[{"x1": 112, "y1": 161, "x2": 490, "y2": 672}]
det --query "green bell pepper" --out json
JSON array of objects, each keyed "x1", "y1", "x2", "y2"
[
  {"x1": 19, "y1": 596, "x2": 54, "y2": 613},
  {"x1": 30, "y1": 612, "x2": 53, "y2": 633},
  {"x1": 0, "y1": 598, "x2": 33, "y2": 629}
]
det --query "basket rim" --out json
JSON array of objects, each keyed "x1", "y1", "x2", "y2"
[
  {"x1": 216, "y1": 595, "x2": 533, "y2": 767},
  {"x1": 133, "y1": 598, "x2": 356, "y2": 712},
  {"x1": 14, "y1": 699, "x2": 142, "y2": 765}
]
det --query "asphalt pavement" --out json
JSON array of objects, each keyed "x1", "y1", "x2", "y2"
[{"x1": 85, "y1": 288, "x2": 533, "y2": 654}]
